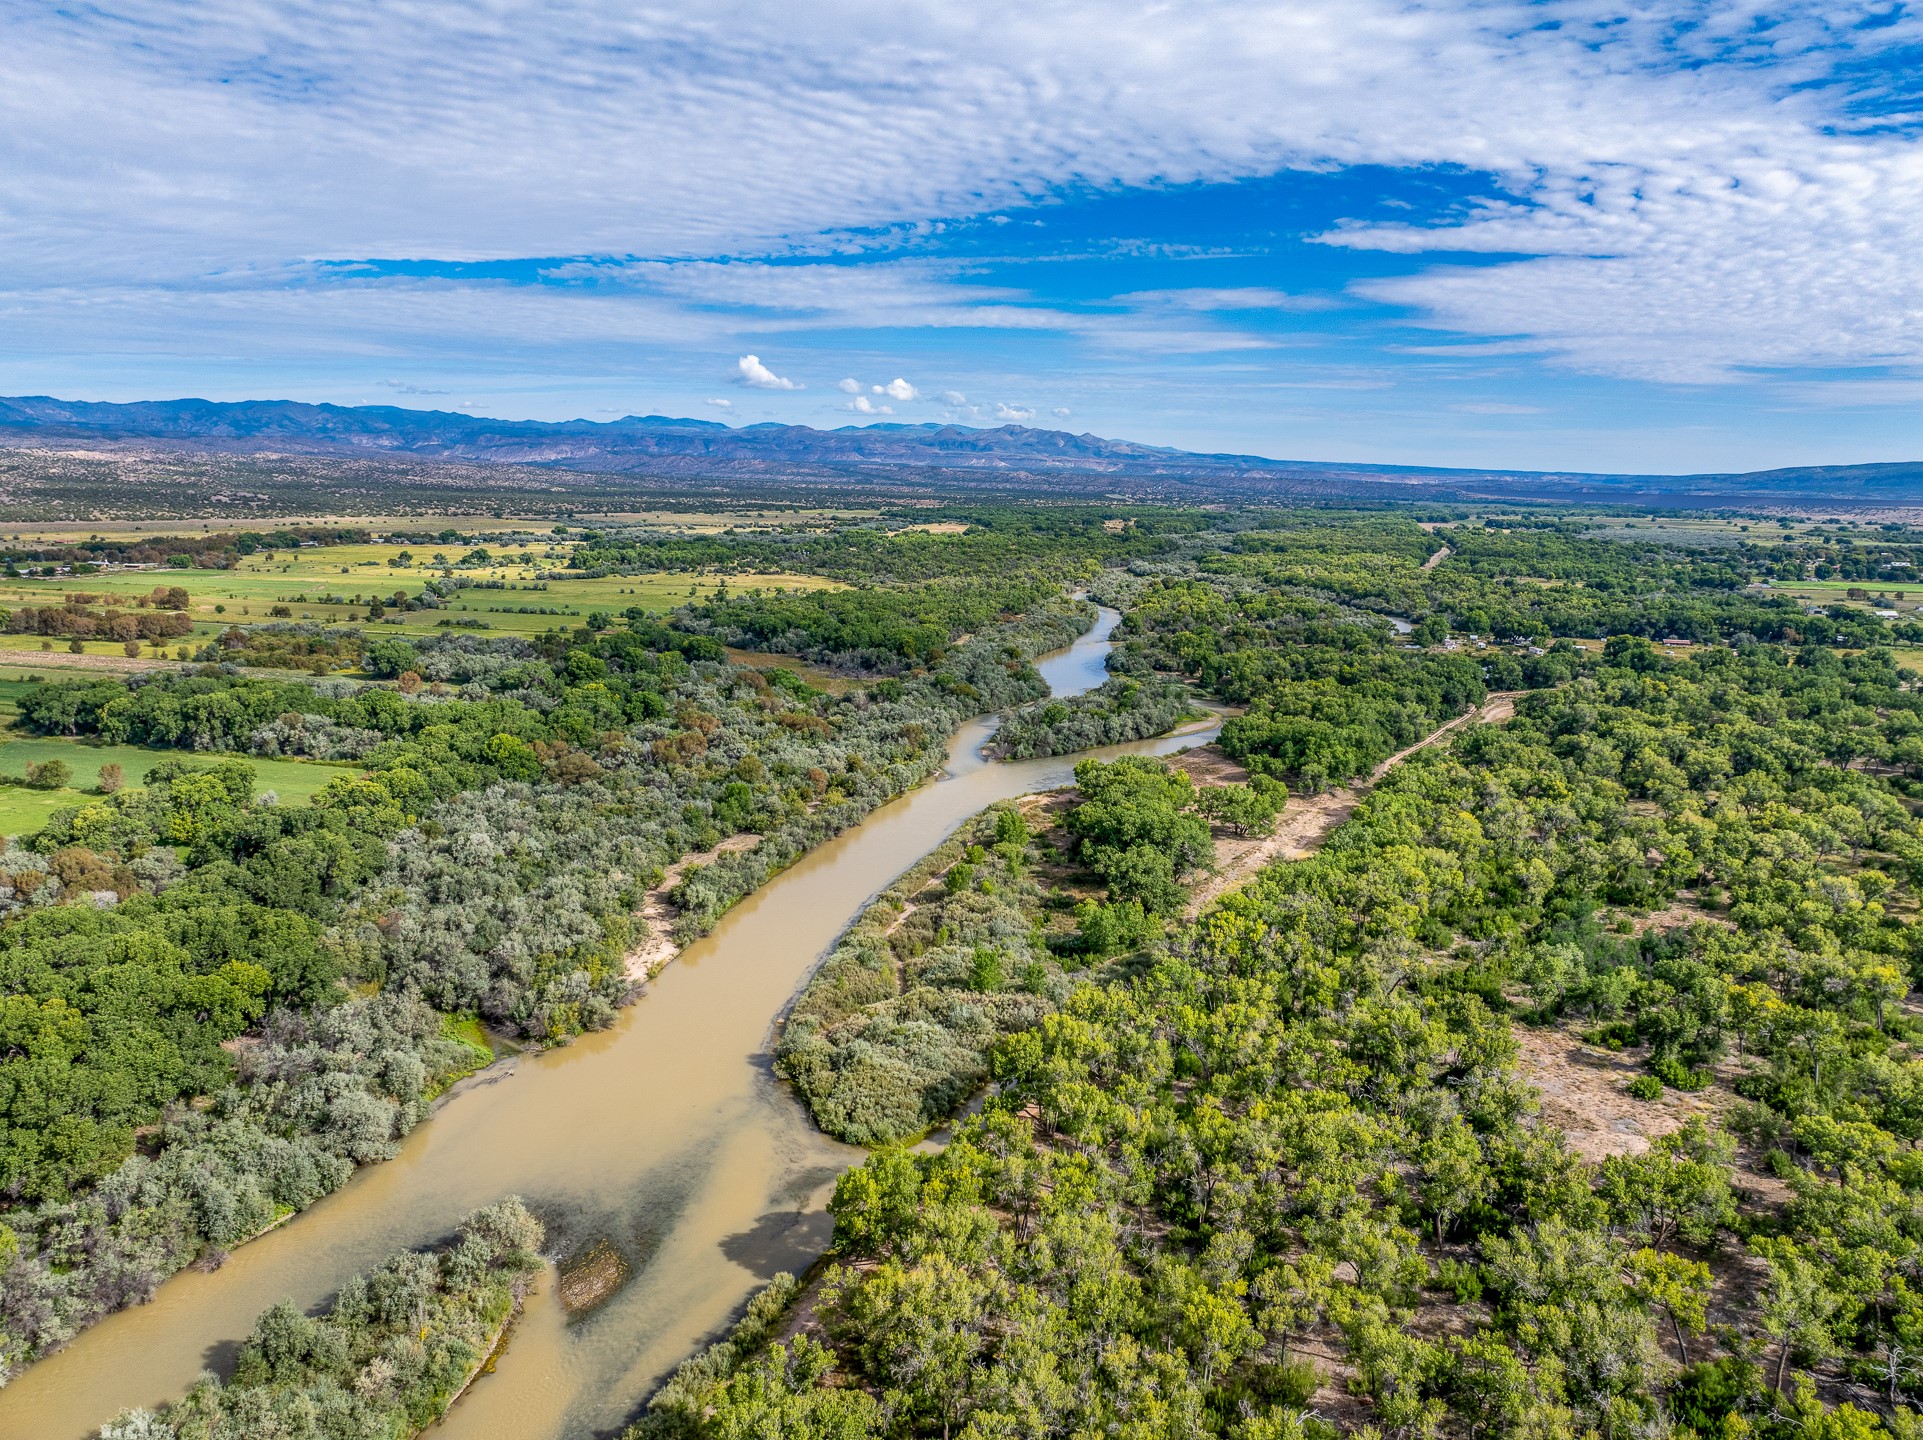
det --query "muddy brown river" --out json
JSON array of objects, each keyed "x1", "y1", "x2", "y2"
[{"x1": 3, "y1": 608, "x2": 1218, "y2": 1439}]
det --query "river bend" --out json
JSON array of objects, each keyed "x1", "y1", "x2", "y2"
[{"x1": 2, "y1": 606, "x2": 1217, "y2": 1439}]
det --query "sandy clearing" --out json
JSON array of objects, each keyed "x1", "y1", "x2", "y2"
[
  {"x1": 623, "y1": 833, "x2": 763, "y2": 982},
  {"x1": 1167, "y1": 746, "x2": 1251, "y2": 787},
  {"x1": 1184, "y1": 790, "x2": 1361, "y2": 916},
  {"x1": 1513, "y1": 1025, "x2": 1735, "y2": 1162}
]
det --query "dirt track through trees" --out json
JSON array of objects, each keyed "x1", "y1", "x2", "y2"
[{"x1": 1181, "y1": 692, "x2": 1519, "y2": 915}]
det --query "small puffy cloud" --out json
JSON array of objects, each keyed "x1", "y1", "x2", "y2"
[
  {"x1": 845, "y1": 394, "x2": 892, "y2": 414},
  {"x1": 1051, "y1": 407, "x2": 1071, "y2": 417},
  {"x1": 379, "y1": 380, "x2": 448, "y2": 395},
  {"x1": 994, "y1": 402, "x2": 1035, "y2": 423},
  {"x1": 939, "y1": 390, "x2": 967, "y2": 405},
  {"x1": 837, "y1": 377, "x2": 862, "y2": 394},
  {"x1": 736, "y1": 354, "x2": 802, "y2": 390},
  {"x1": 705, "y1": 397, "x2": 734, "y2": 410},
  {"x1": 875, "y1": 377, "x2": 918, "y2": 401}
]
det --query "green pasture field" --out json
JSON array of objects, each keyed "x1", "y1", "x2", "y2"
[
  {"x1": 0, "y1": 736, "x2": 353, "y2": 839},
  {"x1": 1767, "y1": 579, "x2": 1919, "y2": 597},
  {"x1": 0, "y1": 675, "x2": 46, "y2": 718},
  {"x1": 0, "y1": 635, "x2": 203, "y2": 663},
  {"x1": 1582, "y1": 517, "x2": 1813, "y2": 548},
  {"x1": 1761, "y1": 580, "x2": 1922, "y2": 619},
  {"x1": 0, "y1": 539, "x2": 846, "y2": 659},
  {"x1": 421, "y1": 569, "x2": 845, "y2": 639}
]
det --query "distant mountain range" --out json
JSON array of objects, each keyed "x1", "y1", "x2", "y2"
[{"x1": 1, "y1": 394, "x2": 1918, "y2": 508}]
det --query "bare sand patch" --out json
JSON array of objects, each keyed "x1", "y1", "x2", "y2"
[
  {"x1": 1513, "y1": 1025, "x2": 1731, "y2": 1161},
  {"x1": 1185, "y1": 790, "x2": 1361, "y2": 916},
  {"x1": 624, "y1": 833, "x2": 763, "y2": 982},
  {"x1": 1167, "y1": 744, "x2": 1249, "y2": 787}
]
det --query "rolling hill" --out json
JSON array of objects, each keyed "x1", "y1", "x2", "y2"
[{"x1": 0, "y1": 394, "x2": 1918, "y2": 511}]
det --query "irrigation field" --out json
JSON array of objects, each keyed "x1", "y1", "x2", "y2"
[{"x1": 0, "y1": 537, "x2": 844, "y2": 664}]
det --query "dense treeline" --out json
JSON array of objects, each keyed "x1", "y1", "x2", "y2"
[
  {"x1": 655, "y1": 638, "x2": 1923, "y2": 1440},
  {"x1": 776, "y1": 805, "x2": 1064, "y2": 1144},
  {"x1": 16, "y1": 636, "x2": 674, "y2": 758},
  {"x1": 101, "y1": 1198, "x2": 543, "y2": 1440},
  {"x1": 992, "y1": 674, "x2": 1201, "y2": 759},
  {"x1": 2, "y1": 526, "x2": 371, "y2": 574},
  {"x1": 778, "y1": 757, "x2": 1281, "y2": 1144},
  {"x1": 195, "y1": 622, "x2": 369, "y2": 674},
  {"x1": 3, "y1": 592, "x2": 195, "y2": 643},
  {"x1": 1, "y1": 757, "x2": 373, "y2": 1200},
  {"x1": 1107, "y1": 574, "x2": 1516, "y2": 788},
  {"x1": 675, "y1": 577, "x2": 1065, "y2": 671},
  {"x1": 570, "y1": 507, "x2": 1208, "y2": 584},
  {"x1": 1218, "y1": 515, "x2": 1902, "y2": 648}
]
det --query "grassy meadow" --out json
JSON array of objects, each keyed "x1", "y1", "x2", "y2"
[
  {"x1": 0, "y1": 735, "x2": 354, "y2": 839},
  {"x1": 0, "y1": 529, "x2": 845, "y2": 666}
]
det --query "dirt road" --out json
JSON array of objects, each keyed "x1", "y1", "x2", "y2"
[{"x1": 1182, "y1": 691, "x2": 1520, "y2": 915}]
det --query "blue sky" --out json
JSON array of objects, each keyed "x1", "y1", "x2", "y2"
[{"x1": 4, "y1": 1, "x2": 1922, "y2": 474}]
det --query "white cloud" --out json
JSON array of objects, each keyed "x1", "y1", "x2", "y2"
[
  {"x1": 875, "y1": 377, "x2": 918, "y2": 402},
  {"x1": 845, "y1": 394, "x2": 892, "y2": 414},
  {"x1": 994, "y1": 403, "x2": 1035, "y2": 423},
  {"x1": 1116, "y1": 287, "x2": 1338, "y2": 313},
  {"x1": 705, "y1": 396, "x2": 734, "y2": 409},
  {"x1": 1769, "y1": 376, "x2": 1923, "y2": 409},
  {"x1": 735, "y1": 354, "x2": 801, "y2": 390},
  {"x1": 3, "y1": 1, "x2": 1922, "y2": 395},
  {"x1": 837, "y1": 377, "x2": 862, "y2": 393},
  {"x1": 939, "y1": 390, "x2": 967, "y2": 406},
  {"x1": 1052, "y1": 406, "x2": 1071, "y2": 417}
]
